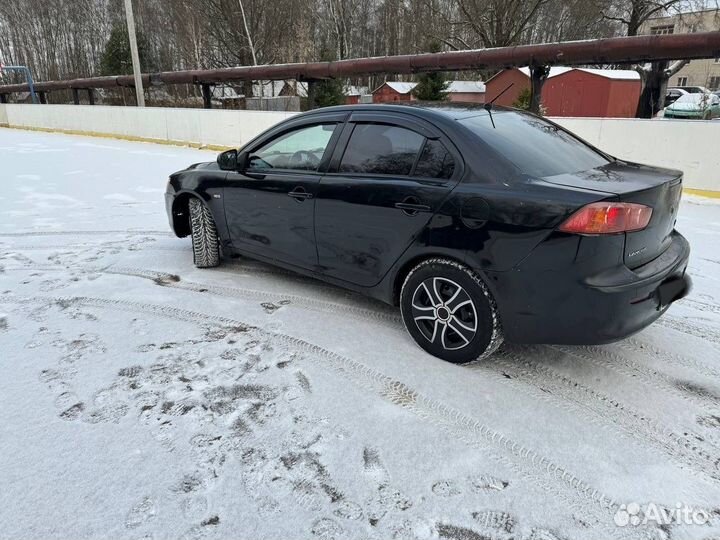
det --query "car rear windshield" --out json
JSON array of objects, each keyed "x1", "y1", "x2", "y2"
[{"x1": 458, "y1": 111, "x2": 611, "y2": 178}]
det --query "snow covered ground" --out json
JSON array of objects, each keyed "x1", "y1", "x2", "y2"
[{"x1": 1, "y1": 128, "x2": 720, "y2": 540}]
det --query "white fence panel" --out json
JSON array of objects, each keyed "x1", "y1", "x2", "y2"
[
  {"x1": 0, "y1": 104, "x2": 718, "y2": 192},
  {"x1": 552, "y1": 117, "x2": 719, "y2": 192}
]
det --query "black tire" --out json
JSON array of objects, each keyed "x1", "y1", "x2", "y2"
[
  {"x1": 400, "y1": 258, "x2": 503, "y2": 363},
  {"x1": 188, "y1": 198, "x2": 220, "y2": 268}
]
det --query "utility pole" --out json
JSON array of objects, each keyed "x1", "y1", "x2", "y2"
[{"x1": 124, "y1": 0, "x2": 145, "y2": 107}]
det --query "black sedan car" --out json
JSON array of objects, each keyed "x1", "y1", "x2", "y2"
[{"x1": 165, "y1": 103, "x2": 691, "y2": 363}]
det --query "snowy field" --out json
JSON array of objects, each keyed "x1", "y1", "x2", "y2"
[{"x1": 1, "y1": 128, "x2": 720, "y2": 540}]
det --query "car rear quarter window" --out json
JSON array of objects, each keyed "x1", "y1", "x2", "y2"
[
  {"x1": 459, "y1": 111, "x2": 610, "y2": 178},
  {"x1": 339, "y1": 123, "x2": 424, "y2": 175},
  {"x1": 414, "y1": 139, "x2": 455, "y2": 179}
]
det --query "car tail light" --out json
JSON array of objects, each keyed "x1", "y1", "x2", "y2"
[{"x1": 558, "y1": 202, "x2": 653, "y2": 235}]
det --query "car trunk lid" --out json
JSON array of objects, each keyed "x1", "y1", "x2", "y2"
[{"x1": 543, "y1": 160, "x2": 683, "y2": 268}]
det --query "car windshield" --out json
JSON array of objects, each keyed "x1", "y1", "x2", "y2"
[
  {"x1": 674, "y1": 93, "x2": 709, "y2": 105},
  {"x1": 458, "y1": 110, "x2": 610, "y2": 177}
]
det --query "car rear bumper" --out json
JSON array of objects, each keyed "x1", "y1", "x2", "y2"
[{"x1": 486, "y1": 230, "x2": 691, "y2": 345}]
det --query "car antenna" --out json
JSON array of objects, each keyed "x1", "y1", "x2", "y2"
[{"x1": 484, "y1": 82, "x2": 514, "y2": 129}]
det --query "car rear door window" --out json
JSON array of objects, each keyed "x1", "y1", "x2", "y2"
[
  {"x1": 414, "y1": 139, "x2": 455, "y2": 179},
  {"x1": 248, "y1": 123, "x2": 337, "y2": 172},
  {"x1": 339, "y1": 123, "x2": 424, "y2": 175}
]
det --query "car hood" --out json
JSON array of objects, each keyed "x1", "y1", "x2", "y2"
[
  {"x1": 186, "y1": 161, "x2": 219, "y2": 171},
  {"x1": 540, "y1": 160, "x2": 682, "y2": 196},
  {"x1": 667, "y1": 102, "x2": 705, "y2": 112}
]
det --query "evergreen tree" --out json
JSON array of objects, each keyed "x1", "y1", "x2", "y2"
[
  {"x1": 99, "y1": 25, "x2": 148, "y2": 76},
  {"x1": 307, "y1": 47, "x2": 346, "y2": 108},
  {"x1": 512, "y1": 87, "x2": 532, "y2": 110},
  {"x1": 412, "y1": 41, "x2": 448, "y2": 101},
  {"x1": 312, "y1": 78, "x2": 346, "y2": 108}
]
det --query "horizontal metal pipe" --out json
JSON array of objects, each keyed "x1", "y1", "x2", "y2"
[{"x1": 2, "y1": 31, "x2": 720, "y2": 94}]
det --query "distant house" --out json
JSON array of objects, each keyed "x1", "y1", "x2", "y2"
[
  {"x1": 344, "y1": 85, "x2": 370, "y2": 104},
  {"x1": 372, "y1": 82, "x2": 417, "y2": 103},
  {"x1": 485, "y1": 67, "x2": 641, "y2": 118},
  {"x1": 372, "y1": 80, "x2": 485, "y2": 103},
  {"x1": 639, "y1": 9, "x2": 720, "y2": 90},
  {"x1": 279, "y1": 81, "x2": 308, "y2": 98},
  {"x1": 446, "y1": 81, "x2": 486, "y2": 103},
  {"x1": 216, "y1": 81, "x2": 307, "y2": 111}
]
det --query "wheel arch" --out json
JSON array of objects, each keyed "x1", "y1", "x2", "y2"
[
  {"x1": 171, "y1": 191, "x2": 206, "y2": 238},
  {"x1": 391, "y1": 252, "x2": 469, "y2": 306}
]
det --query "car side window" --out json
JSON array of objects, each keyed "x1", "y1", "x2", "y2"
[
  {"x1": 247, "y1": 123, "x2": 337, "y2": 172},
  {"x1": 414, "y1": 139, "x2": 455, "y2": 179},
  {"x1": 339, "y1": 123, "x2": 424, "y2": 175}
]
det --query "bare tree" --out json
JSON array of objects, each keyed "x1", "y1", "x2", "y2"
[
  {"x1": 599, "y1": 0, "x2": 684, "y2": 36},
  {"x1": 238, "y1": 0, "x2": 258, "y2": 65},
  {"x1": 454, "y1": 0, "x2": 551, "y2": 47},
  {"x1": 4, "y1": 0, "x2": 706, "y2": 111}
]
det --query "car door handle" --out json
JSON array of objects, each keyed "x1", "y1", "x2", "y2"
[{"x1": 288, "y1": 187, "x2": 313, "y2": 201}]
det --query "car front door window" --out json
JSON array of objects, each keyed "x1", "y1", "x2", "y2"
[{"x1": 248, "y1": 123, "x2": 336, "y2": 172}]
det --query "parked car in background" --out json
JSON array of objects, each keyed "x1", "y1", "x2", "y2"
[
  {"x1": 664, "y1": 92, "x2": 720, "y2": 119},
  {"x1": 664, "y1": 87, "x2": 688, "y2": 106},
  {"x1": 669, "y1": 85, "x2": 711, "y2": 95},
  {"x1": 665, "y1": 86, "x2": 712, "y2": 107}
]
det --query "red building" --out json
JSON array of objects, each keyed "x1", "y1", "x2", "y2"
[
  {"x1": 372, "y1": 81, "x2": 486, "y2": 103},
  {"x1": 372, "y1": 82, "x2": 417, "y2": 103},
  {"x1": 485, "y1": 67, "x2": 641, "y2": 117}
]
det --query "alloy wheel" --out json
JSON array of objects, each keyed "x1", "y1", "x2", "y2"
[{"x1": 410, "y1": 277, "x2": 478, "y2": 350}]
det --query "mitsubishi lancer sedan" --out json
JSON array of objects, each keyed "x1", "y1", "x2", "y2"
[{"x1": 165, "y1": 103, "x2": 691, "y2": 363}]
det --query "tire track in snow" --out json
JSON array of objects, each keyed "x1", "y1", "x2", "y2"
[
  {"x1": 106, "y1": 266, "x2": 401, "y2": 325},
  {"x1": 0, "y1": 242, "x2": 126, "y2": 251},
  {"x1": 4, "y1": 263, "x2": 401, "y2": 325},
  {"x1": 0, "y1": 230, "x2": 171, "y2": 237},
  {"x1": 467, "y1": 348, "x2": 720, "y2": 485},
  {"x1": 550, "y1": 344, "x2": 720, "y2": 414},
  {"x1": 0, "y1": 293, "x2": 625, "y2": 530},
  {"x1": 681, "y1": 297, "x2": 720, "y2": 316},
  {"x1": 658, "y1": 315, "x2": 720, "y2": 348},
  {"x1": 619, "y1": 336, "x2": 720, "y2": 382}
]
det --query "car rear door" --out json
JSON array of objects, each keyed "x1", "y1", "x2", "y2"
[
  {"x1": 314, "y1": 112, "x2": 461, "y2": 287},
  {"x1": 223, "y1": 114, "x2": 345, "y2": 270}
]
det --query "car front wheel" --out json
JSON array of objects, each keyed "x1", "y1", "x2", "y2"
[
  {"x1": 188, "y1": 198, "x2": 220, "y2": 268},
  {"x1": 400, "y1": 259, "x2": 503, "y2": 363}
]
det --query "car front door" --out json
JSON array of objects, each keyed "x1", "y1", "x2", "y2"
[
  {"x1": 710, "y1": 94, "x2": 720, "y2": 118},
  {"x1": 314, "y1": 113, "x2": 461, "y2": 287},
  {"x1": 223, "y1": 115, "x2": 344, "y2": 270}
]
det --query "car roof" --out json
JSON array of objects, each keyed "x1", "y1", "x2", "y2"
[{"x1": 295, "y1": 102, "x2": 508, "y2": 122}]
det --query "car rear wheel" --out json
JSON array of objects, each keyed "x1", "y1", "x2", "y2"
[
  {"x1": 189, "y1": 198, "x2": 220, "y2": 268},
  {"x1": 400, "y1": 259, "x2": 503, "y2": 363}
]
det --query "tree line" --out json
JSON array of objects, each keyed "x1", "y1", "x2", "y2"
[{"x1": 0, "y1": 0, "x2": 710, "y2": 112}]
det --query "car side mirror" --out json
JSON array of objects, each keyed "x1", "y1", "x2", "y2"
[{"x1": 217, "y1": 149, "x2": 238, "y2": 171}]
